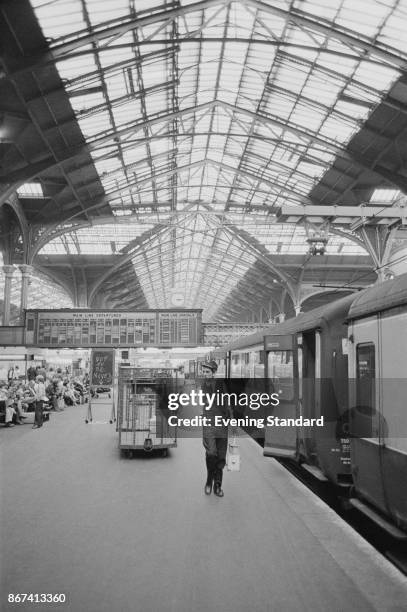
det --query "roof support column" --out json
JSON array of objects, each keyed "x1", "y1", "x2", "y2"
[
  {"x1": 279, "y1": 289, "x2": 288, "y2": 322},
  {"x1": 357, "y1": 226, "x2": 399, "y2": 281},
  {"x1": 286, "y1": 279, "x2": 304, "y2": 316},
  {"x1": 266, "y1": 297, "x2": 281, "y2": 323},
  {"x1": 2, "y1": 265, "x2": 15, "y2": 326},
  {"x1": 73, "y1": 290, "x2": 89, "y2": 308},
  {"x1": 71, "y1": 269, "x2": 89, "y2": 308},
  {"x1": 19, "y1": 264, "x2": 34, "y2": 322},
  {"x1": 267, "y1": 299, "x2": 273, "y2": 322}
]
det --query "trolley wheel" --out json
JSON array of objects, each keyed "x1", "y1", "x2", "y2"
[
  {"x1": 85, "y1": 419, "x2": 89, "y2": 424},
  {"x1": 108, "y1": 393, "x2": 111, "y2": 398},
  {"x1": 109, "y1": 420, "x2": 113, "y2": 424},
  {"x1": 162, "y1": 448, "x2": 168, "y2": 458}
]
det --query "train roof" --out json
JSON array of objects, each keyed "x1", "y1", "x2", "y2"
[
  {"x1": 348, "y1": 272, "x2": 407, "y2": 320},
  {"x1": 226, "y1": 292, "x2": 356, "y2": 351}
]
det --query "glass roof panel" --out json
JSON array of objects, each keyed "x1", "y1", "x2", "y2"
[{"x1": 28, "y1": 0, "x2": 406, "y2": 318}]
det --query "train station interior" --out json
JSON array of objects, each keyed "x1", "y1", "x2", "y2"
[{"x1": 1, "y1": 1, "x2": 407, "y2": 610}]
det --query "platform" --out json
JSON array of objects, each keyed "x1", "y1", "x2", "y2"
[{"x1": 1, "y1": 399, "x2": 406, "y2": 612}]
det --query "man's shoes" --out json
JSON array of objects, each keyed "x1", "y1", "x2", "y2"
[
  {"x1": 213, "y1": 483, "x2": 224, "y2": 497},
  {"x1": 204, "y1": 482, "x2": 212, "y2": 495},
  {"x1": 5, "y1": 423, "x2": 14, "y2": 427},
  {"x1": 32, "y1": 424, "x2": 38, "y2": 429}
]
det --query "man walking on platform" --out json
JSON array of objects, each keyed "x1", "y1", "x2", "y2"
[{"x1": 201, "y1": 360, "x2": 230, "y2": 498}]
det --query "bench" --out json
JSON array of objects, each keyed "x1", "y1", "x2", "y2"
[{"x1": 0, "y1": 409, "x2": 51, "y2": 425}]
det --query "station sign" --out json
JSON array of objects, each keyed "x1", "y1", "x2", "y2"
[
  {"x1": 264, "y1": 334, "x2": 293, "y2": 351},
  {"x1": 119, "y1": 367, "x2": 173, "y2": 380},
  {"x1": 24, "y1": 309, "x2": 202, "y2": 348}
]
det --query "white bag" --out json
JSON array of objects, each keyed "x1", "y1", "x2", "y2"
[
  {"x1": 57, "y1": 397, "x2": 65, "y2": 410},
  {"x1": 226, "y1": 437, "x2": 240, "y2": 471}
]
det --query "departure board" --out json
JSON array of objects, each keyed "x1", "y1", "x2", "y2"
[{"x1": 24, "y1": 310, "x2": 202, "y2": 348}]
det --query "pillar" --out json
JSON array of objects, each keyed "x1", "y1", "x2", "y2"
[
  {"x1": 75, "y1": 286, "x2": 89, "y2": 308},
  {"x1": 2, "y1": 265, "x2": 15, "y2": 325},
  {"x1": 19, "y1": 264, "x2": 34, "y2": 318},
  {"x1": 358, "y1": 226, "x2": 399, "y2": 283}
]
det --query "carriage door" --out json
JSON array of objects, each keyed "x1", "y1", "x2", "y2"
[
  {"x1": 349, "y1": 317, "x2": 387, "y2": 515},
  {"x1": 297, "y1": 331, "x2": 318, "y2": 462},
  {"x1": 263, "y1": 334, "x2": 297, "y2": 458}
]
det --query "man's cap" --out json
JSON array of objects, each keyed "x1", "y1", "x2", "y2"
[{"x1": 202, "y1": 360, "x2": 218, "y2": 372}]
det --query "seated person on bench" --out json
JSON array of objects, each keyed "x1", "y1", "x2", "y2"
[{"x1": 0, "y1": 384, "x2": 25, "y2": 426}]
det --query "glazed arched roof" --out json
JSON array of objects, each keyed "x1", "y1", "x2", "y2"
[{"x1": 1, "y1": 0, "x2": 407, "y2": 319}]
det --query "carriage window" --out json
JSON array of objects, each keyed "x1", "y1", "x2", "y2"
[
  {"x1": 356, "y1": 343, "x2": 375, "y2": 409},
  {"x1": 253, "y1": 351, "x2": 265, "y2": 378},
  {"x1": 267, "y1": 350, "x2": 294, "y2": 400},
  {"x1": 251, "y1": 351, "x2": 262, "y2": 364}
]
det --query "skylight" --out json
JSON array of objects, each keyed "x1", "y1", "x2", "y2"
[{"x1": 16, "y1": 183, "x2": 44, "y2": 198}]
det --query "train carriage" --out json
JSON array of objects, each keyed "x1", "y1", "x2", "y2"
[
  {"x1": 215, "y1": 272, "x2": 407, "y2": 534},
  {"x1": 347, "y1": 274, "x2": 407, "y2": 533},
  {"x1": 227, "y1": 296, "x2": 355, "y2": 484}
]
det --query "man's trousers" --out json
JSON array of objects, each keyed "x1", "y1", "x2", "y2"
[{"x1": 203, "y1": 426, "x2": 228, "y2": 485}]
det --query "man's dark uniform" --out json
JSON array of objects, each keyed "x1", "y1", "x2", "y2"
[{"x1": 201, "y1": 361, "x2": 230, "y2": 497}]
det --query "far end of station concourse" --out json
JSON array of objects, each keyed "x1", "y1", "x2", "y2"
[{"x1": 2, "y1": 0, "x2": 407, "y2": 610}]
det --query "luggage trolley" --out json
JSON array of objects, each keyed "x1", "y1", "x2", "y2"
[{"x1": 117, "y1": 367, "x2": 177, "y2": 457}]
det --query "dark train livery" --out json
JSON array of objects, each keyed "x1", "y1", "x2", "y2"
[{"x1": 210, "y1": 273, "x2": 407, "y2": 536}]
